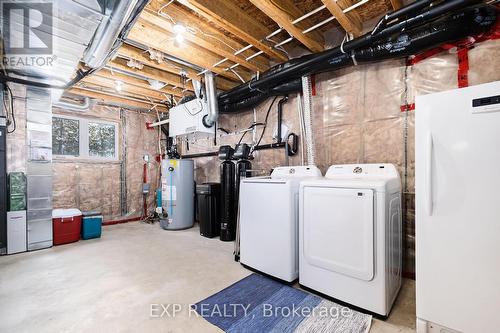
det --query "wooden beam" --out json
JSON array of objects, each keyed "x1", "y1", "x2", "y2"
[
  {"x1": 141, "y1": 8, "x2": 269, "y2": 73},
  {"x1": 129, "y1": 18, "x2": 252, "y2": 82},
  {"x1": 108, "y1": 58, "x2": 194, "y2": 92},
  {"x1": 390, "y1": 0, "x2": 403, "y2": 10},
  {"x1": 82, "y1": 76, "x2": 168, "y2": 101},
  {"x1": 179, "y1": 0, "x2": 288, "y2": 62},
  {"x1": 249, "y1": 0, "x2": 324, "y2": 52},
  {"x1": 270, "y1": 0, "x2": 325, "y2": 43},
  {"x1": 321, "y1": 0, "x2": 363, "y2": 36},
  {"x1": 147, "y1": 1, "x2": 270, "y2": 71},
  {"x1": 94, "y1": 70, "x2": 183, "y2": 98},
  {"x1": 117, "y1": 44, "x2": 237, "y2": 91},
  {"x1": 68, "y1": 87, "x2": 168, "y2": 112}
]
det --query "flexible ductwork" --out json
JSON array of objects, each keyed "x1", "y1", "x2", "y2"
[
  {"x1": 83, "y1": 0, "x2": 148, "y2": 68},
  {"x1": 219, "y1": 0, "x2": 498, "y2": 112},
  {"x1": 53, "y1": 97, "x2": 92, "y2": 112}
]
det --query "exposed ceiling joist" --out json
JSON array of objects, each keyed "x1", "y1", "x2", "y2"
[
  {"x1": 116, "y1": 44, "x2": 237, "y2": 91},
  {"x1": 179, "y1": 0, "x2": 288, "y2": 62},
  {"x1": 129, "y1": 19, "x2": 251, "y2": 82},
  {"x1": 390, "y1": 0, "x2": 403, "y2": 10},
  {"x1": 144, "y1": 2, "x2": 270, "y2": 73},
  {"x1": 82, "y1": 75, "x2": 169, "y2": 101},
  {"x1": 269, "y1": 0, "x2": 325, "y2": 43},
  {"x1": 321, "y1": 0, "x2": 363, "y2": 36},
  {"x1": 95, "y1": 69, "x2": 184, "y2": 97},
  {"x1": 108, "y1": 58, "x2": 194, "y2": 92},
  {"x1": 249, "y1": 0, "x2": 324, "y2": 52},
  {"x1": 68, "y1": 87, "x2": 168, "y2": 112}
]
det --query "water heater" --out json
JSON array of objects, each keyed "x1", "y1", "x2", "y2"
[{"x1": 160, "y1": 159, "x2": 195, "y2": 230}]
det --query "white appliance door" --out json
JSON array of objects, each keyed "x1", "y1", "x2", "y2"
[
  {"x1": 303, "y1": 187, "x2": 374, "y2": 281},
  {"x1": 239, "y1": 180, "x2": 296, "y2": 281},
  {"x1": 416, "y1": 81, "x2": 500, "y2": 333}
]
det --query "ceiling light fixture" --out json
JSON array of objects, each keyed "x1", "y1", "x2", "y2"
[
  {"x1": 115, "y1": 80, "x2": 123, "y2": 92},
  {"x1": 173, "y1": 23, "x2": 186, "y2": 34}
]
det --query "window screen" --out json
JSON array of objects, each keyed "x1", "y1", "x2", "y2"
[{"x1": 52, "y1": 117, "x2": 80, "y2": 156}]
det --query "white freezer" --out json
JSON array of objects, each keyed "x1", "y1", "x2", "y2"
[{"x1": 416, "y1": 81, "x2": 500, "y2": 333}]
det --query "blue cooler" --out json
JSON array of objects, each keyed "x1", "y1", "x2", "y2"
[{"x1": 82, "y1": 211, "x2": 102, "y2": 240}]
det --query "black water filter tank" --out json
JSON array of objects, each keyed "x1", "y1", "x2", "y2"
[
  {"x1": 219, "y1": 146, "x2": 236, "y2": 241},
  {"x1": 220, "y1": 160, "x2": 236, "y2": 241}
]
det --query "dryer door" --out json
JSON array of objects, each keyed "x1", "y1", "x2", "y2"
[{"x1": 302, "y1": 187, "x2": 374, "y2": 281}]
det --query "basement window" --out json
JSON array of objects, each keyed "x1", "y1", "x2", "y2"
[
  {"x1": 52, "y1": 115, "x2": 118, "y2": 160},
  {"x1": 52, "y1": 117, "x2": 80, "y2": 156}
]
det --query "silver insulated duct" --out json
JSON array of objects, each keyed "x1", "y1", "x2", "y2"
[{"x1": 203, "y1": 71, "x2": 219, "y2": 127}]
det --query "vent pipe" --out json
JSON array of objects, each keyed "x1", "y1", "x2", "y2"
[
  {"x1": 203, "y1": 71, "x2": 219, "y2": 127},
  {"x1": 53, "y1": 97, "x2": 92, "y2": 112}
]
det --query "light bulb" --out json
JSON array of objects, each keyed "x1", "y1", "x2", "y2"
[
  {"x1": 175, "y1": 34, "x2": 184, "y2": 43},
  {"x1": 173, "y1": 23, "x2": 186, "y2": 34},
  {"x1": 115, "y1": 80, "x2": 123, "y2": 92}
]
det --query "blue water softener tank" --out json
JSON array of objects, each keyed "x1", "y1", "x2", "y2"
[{"x1": 160, "y1": 159, "x2": 195, "y2": 230}]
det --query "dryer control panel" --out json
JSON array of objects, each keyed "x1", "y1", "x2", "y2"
[
  {"x1": 271, "y1": 165, "x2": 322, "y2": 179},
  {"x1": 325, "y1": 164, "x2": 398, "y2": 178}
]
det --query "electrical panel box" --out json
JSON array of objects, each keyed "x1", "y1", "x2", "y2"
[{"x1": 169, "y1": 98, "x2": 214, "y2": 141}]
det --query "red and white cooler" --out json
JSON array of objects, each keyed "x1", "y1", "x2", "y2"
[{"x1": 52, "y1": 209, "x2": 82, "y2": 245}]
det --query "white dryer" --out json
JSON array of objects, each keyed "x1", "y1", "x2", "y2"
[
  {"x1": 239, "y1": 166, "x2": 322, "y2": 282},
  {"x1": 299, "y1": 164, "x2": 402, "y2": 316}
]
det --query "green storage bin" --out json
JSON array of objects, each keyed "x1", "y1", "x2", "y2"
[
  {"x1": 8, "y1": 172, "x2": 27, "y2": 211},
  {"x1": 9, "y1": 172, "x2": 27, "y2": 195},
  {"x1": 9, "y1": 194, "x2": 26, "y2": 211}
]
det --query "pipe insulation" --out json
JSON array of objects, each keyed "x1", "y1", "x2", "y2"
[
  {"x1": 301, "y1": 76, "x2": 316, "y2": 166},
  {"x1": 218, "y1": 1, "x2": 497, "y2": 112}
]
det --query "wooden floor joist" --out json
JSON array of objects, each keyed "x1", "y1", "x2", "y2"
[
  {"x1": 321, "y1": 0, "x2": 363, "y2": 36},
  {"x1": 249, "y1": 0, "x2": 324, "y2": 53},
  {"x1": 68, "y1": 87, "x2": 168, "y2": 112},
  {"x1": 116, "y1": 44, "x2": 237, "y2": 91},
  {"x1": 141, "y1": 9, "x2": 268, "y2": 73},
  {"x1": 129, "y1": 19, "x2": 252, "y2": 82},
  {"x1": 179, "y1": 0, "x2": 288, "y2": 62},
  {"x1": 94, "y1": 69, "x2": 183, "y2": 98}
]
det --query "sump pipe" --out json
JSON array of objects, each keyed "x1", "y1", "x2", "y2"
[{"x1": 219, "y1": 0, "x2": 496, "y2": 112}]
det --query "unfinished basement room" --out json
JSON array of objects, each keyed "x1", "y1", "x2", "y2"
[{"x1": 0, "y1": 0, "x2": 499, "y2": 332}]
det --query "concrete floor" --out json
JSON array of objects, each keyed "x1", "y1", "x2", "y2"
[{"x1": 0, "y1": 223, "x2": 416, "y2": 333}]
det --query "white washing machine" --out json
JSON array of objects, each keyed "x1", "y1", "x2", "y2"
[
  {"x1": 239, "y1": 166, "x2": 322, "y2": 282},
  {"x1": 299, "y1": 164, "x2": 402, "y2": 316}
]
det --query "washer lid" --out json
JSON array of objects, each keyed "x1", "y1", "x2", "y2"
[{"x1": 271, "y1": 165, "x2": 322, "y2": 179}]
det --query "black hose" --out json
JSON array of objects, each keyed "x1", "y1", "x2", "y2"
[
  {"x1": 218, "y1": 2, "x2": 496, "y2": 112},
  {"x1": 277, "y1": 96, "x2": 289, "y2": 144}
]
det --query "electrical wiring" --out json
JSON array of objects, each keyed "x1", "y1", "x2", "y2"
[
  {"x1": 237, "y1": 122, "x2": 266, "y2": 145},
  {"x1": 251, "y1": 96, "x2": 279, "y2": 153},
  {"x1": 4, "y1": 85, "x2": 16, "y2": 133}
]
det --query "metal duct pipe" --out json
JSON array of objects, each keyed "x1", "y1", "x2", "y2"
[
  {"x1": 218, "y1": 1, "x2": 497, "y2": 112},
  {"x1": 53, "y1": 97, "x2": 92, "y2": 112},
  {"x1": 203, "y1": 71, "x2": 219, "y2": 127},
  {"x1": 83, "y1": 0, "x2": 141, "y2": 68}
]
